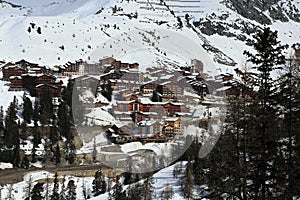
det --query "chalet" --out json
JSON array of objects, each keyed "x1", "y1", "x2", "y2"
[
  {"x1": 21, "y1": 74, "x2": 58, "y2": 96},
  {"x1": 74, "y1": 75, "x2": 100, "y2": 89},
  {"x1": 187, "y1": 79, "x2": 208, "y2": 96},
  {"x1": 113, "y1": 100, "x2": 134, "y2": 121},
  {"x1": 9, "y1": 76, "x2": 23, "y2": 91},
  {"x1": 99, "y1": 57, "x2": 115, "y2": 65},
  {"x1": 191, "y1": 59, "x2": 204, "y2": 74},
  {"x1": 21, "y1": 74, "x2": 38, "y2": 92},
  {"x1": 106, "y1": 124, "x2": 133, "y2": 138},
  {"x1": 137, "y1": 120, "x2": 162, "y2": 136},
  {"x1": 115, "y1": 71, "x2": 142, "y2": 91},
  {"x1": 2, "y1": 65, "x2": 27, "y2": 81},
  {"x1": 121, "y1": 70, "x2": 142, "y2": 82},
  {"x1": 114, "y1": 98, "x2": 189, "y2": 122},
  {"x1": 62, "y1": 60, "x2": 85, "y2": 76},
  {"x1": 164, "y1": 102, "x2": 187, "y2": 115},
  {"x1": 163, "y1": 117, "x2": 182, "y2": 136},
  {"x1": 141, "y1": 81, "x2": 157, "y2": 95},
  {"x1": 100, "y1": 70, "x2": 123, "y2": 81},
  {"x1": 36, "y1": 84, "x2": 61, "y2": 97},
  {"x1": 156, "y1": 81, "x2": 184, "y2": 102},
  {"x1": 36, "y1": 74, "x2": 56, "y2": 85},
  {"x1": 28, "y1": 67, "x2": 44, "y2": 74},
  {"x1": 111, "y1": 60, "x2": 139, "y2": 71},
  {"x1": 15, "y1": 59, "x2": 39, "y2": 68},
  {"x1": 85, "y1": 63, "x2": 103, "y2": 75}
]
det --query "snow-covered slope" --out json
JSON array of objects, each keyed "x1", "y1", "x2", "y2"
[
  {"x1": 1, "y1": 0, "x2": 300, "y2": 73},
  {"x1": 0, "y1": 161, "x2": 189, "y2": 200}
]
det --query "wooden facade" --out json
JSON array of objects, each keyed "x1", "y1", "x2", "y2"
[
  {"x1": 2, "y1": 66, "x2": 27, "y2": 81},
  {"x1": 36, "y1": 83, "x2": 61, "y2": 97},
  {"x1": 156, "y1": 82, "x2": 184, "y2": 101},
  {"x1": 9, "y1": 76, "x2": 23, "y2": 90}
]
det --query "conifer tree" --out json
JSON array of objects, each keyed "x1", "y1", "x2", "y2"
[
  {"x1": 82, "y1": 179, "x2": 87, "y2": 200},
  {"x1": 180, "y1": 157, "x2": 193, "y2": 199},
  {"x1": 127, "y1": 183, "x2": 143, "y2": 200},
  {"x1": 243, "y1": 27, "x2": 287, "y2": 199},
  {"x1": 160, "y1": 183, "x2": 174, "y2": 200},
  {"x1": 58, "y1": 101, "x2": 72, "y2": 140},
  {"x1": 22, "y1": 95, "x2": 33, "y2": 124},
  {"x1": 39, "y1": 88, "x2": 53, "y2": 125},
  {"x1": 6, "y1": 184, "x2": 15, "y2": 200},
  {"x1": 109, "y1": 177, "x2": 126, "y2": 200},
  {"x1": 31, "y1": 182, "x2": 44, "y2": 200},
  {"x1": 55, "y1": 142, "x2": 61, "y2": 166},
  {"x1": 0, "y1": 106, "x2": 4, "y2": 146},
  {"x1": 65, "y1": 139, "x2": 76, "y2": 164},
  {"x1": 141, "y1": 176, "x2": 154, "y2": 200},
  {"x1": 5, "y1": 96, "x2": 19, "y2": 147},
  {"x1": 21, "y1": 155, "x2": 30, "y2": 169},
  {"x1": 24, "y1": 175, "x2": 33, "y2": 200},
  {"x1": 59, "y1": 175, "x2": 66, "y2": 200},
  {"x1": 92, "y1": 168, "x2": 107, "y2": 196},
  {"x1": 32, "y1": 100, "x2": 40, "y2": 126},
  {"x1": 50, "y1": 115, "x2": 59, "y2": 144},
  {"x1": 51, "y1": 173, "x2": 59, "y2": 200},
  {"x1": 66, "y1": 180, "x2": 76, "y2": 200},
  {"x1": 92, "y1": 138, "x2": 97, "y2": 162},
  {"x1": 276, "y1": 56, "x2": 300, "y2": 198}
]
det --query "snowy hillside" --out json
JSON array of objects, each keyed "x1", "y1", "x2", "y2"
[
  {"x1": 0, "y1": 161, "x2": 190, "y2": 200},
  {"x1": 1, "y1": 0, "x2": 299, "y2": 72}
]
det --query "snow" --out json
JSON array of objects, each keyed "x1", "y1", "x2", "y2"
[
  {"x1": 85, "y1": 107, "x2": 115, "y2": 126},
  {"x1": 0, "y1": 161, "x2": 189, "y2": 200},
  {"x1": 0, "y1": 162, "x2": 13, "y2": 169},
  {"x1": 0, "y1": 79, "x2": 24, "y2": 112}
]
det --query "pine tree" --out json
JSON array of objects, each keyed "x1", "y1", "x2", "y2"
[
  {"x1": 160, "y1": 183, "x2": 174, "y2": 200},
  {"x1": 141, "y1": 176, "x2": 154, "y2": 200},
  {"x1": 276, "y1": 55, "x2": 300, "y2": 198},
  {"x1": 6, "y1": 184, "x2": 15, "y2": 200},
  {"x1": 32, "y1": 100, "x2": 40, "y2": 126},
  {"x1": 72, "y1": 84, "x2": 83, "y2": 124},
  {"x1": 101, "y1": 79, "x2": 113, "y2": 102},
  {"x1": 51, "y1": 173, "x2": 59, "y2": 200},
  {"x1": 22, "y1": 95, "x2": 33, "y2": 124},
  {"x1": 58, "y1": 101, "x2": 72, "y2": 140},
  {"x1": 151, "y1": 90, "x2": 161, "y2": 102},
  {"x1": 65, "y1": 139, "x2": 76, "y2": 164},
  {"x1": 61, "y1": 79, "x2": 74, "y2": 108},
  {"x1": 50, "y1": 115, "x2": 59, "y2": 144},
  {"x1": 66, "y1": 180, "x2": 77, "y2": 200},
  {"x1": 45, "y1": 174, "x2": 50, "y2": 200},
  {"x1": 5, "y1": 97, "x2": 19, "y2": 147},
  {"x1": 55, "y1": 142, "x2": 61, "y2": 166},
  {"x1": 127, "y1": 183, "x2": 143, "y2": 200},
  {"x1": 109, "y1": 177, "x2": 126, "y2": 200},
  {"x1": 24, "y1": 175, "x2": 33, "y2": 200},
  {"x1": 31, "y1": 182, "x2": 44, "y2": 200},
  {"x1": 39, "y1": 88, "x2": 53, "y2": 125},
  {"x1": 21, "y1": 156, "x2": 30, "y2": 168},
  {"x1": 243, "y1": 27, "x2": 287, "y2": 199},
  {"x1": 59, "y1": 175, "x2": 67, "y2": 200},
  {"x1": 31, "y1": 123, "x2": 41, "y2": 163},
  {"x1": 82, "y1": 179, "x2": 87, "y2": 200},
  {"x1": 180, "y1": 157, "x2": 193, "y2": 199},
  {"x1": 92, "y1": 138, "x2": 97, "y2": 162},
  {"x1": 0, "y1": 106, "x2": 4, "y2": 146},
  {"x1": 92, "y1": 168, "x2": 107, "y2": 196}
]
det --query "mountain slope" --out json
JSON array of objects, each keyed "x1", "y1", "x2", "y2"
[{"x1": 0, "y1": 0, "x2": 299, "y2": 72}]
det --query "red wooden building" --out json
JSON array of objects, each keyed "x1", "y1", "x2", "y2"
[
  {"x1": 9, "y1": 76, "x2": 23, "y2": 90},
  {"x1": 2, "y1": 65, "x2": 27, "y2": 81},
  {"x1": 36, "y1": 84, "x2": 61, "y2": 97}
]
